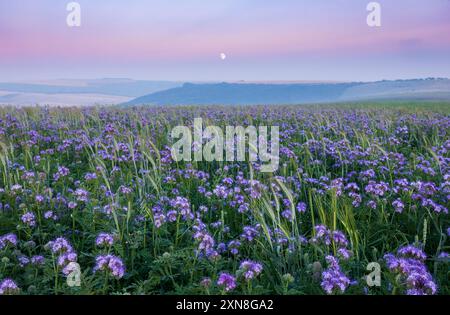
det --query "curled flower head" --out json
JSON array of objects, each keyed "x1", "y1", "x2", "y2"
[
  {"x1": 228, "y1": 240, "x2": 241, "y2": 255},
  {"x1": 296, "y1": 202, "x2": 307, "y2": 213},
  {"x1": 44, "y1": 211, "x2": 58, "y2": 221},
  {"x1": 397, "y1": 245, "x2": 427, "y2": 261},
  {"x1": 217, "y1": 273, "x2": 236, "y2": 292},
  {"x1": 406, "y1": 272, "x2": 437, "y2": 295},
  {"x1": 321, "y1": 256, "x2": 350, "y2": 295},
  {"x1": 62, "y1": 262, "x2": 80, "y2": 276},
  {"x1": 337, "y1": 248, "x2": 352, "y2": 260},
  {"x1": 200, "y1": 277, "x2": 212, "y2": 288},
  {"x1": 0, "y1": 233, "x2": 18, "y2": 250},
  {"x1": 74, "y1": 188, "x2": 89, "y2": 202},
  {"x1": 95, "y1": 233, "x2": 115, "y2": 247},
  {"x1": 384, "y1": 244, "x2": 437, "y2": 295},
  {"x1": 332, "y1": 230, "x2": 349, "y2": 248},
  {"x1": 241, "y1": 226, "x2": 259, "y2": 242},
  {"x1": 31, "y1": 255, "x2": 45, "y2": 266},
  {"x1": 57, "y1": 251, "x2": 77, "y2": 267},
  {"x1": 0, "y1": 278, "x2": 19, "y2": 295},
  {"x1": 239, "y1": 260, "x2": 263, "y2": 280},
  {"x1": 392, "y1": 199, "x2": 405, "y2": 213},
  {"x1": 18, "y1": 255, "x2": 30, "y2": 267},
  {"x1": 46, "y1": 237, "x2": 73, "y2": 254},
  {"x1": 21, "y1": 212, "x2": 36, "y2": 227},
  {"x1": 93, "y1": 254, "x2": 125, "y2": 279},
  {"x1": 311, "y1": 225, "x2": 331, "y2": 245}
]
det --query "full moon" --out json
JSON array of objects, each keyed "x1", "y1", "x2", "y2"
[{"x1": 220, "y1": 53, "x2": 226, "y2": 60}]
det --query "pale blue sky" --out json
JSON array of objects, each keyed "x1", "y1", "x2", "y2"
[{"x1": 1, "y1": 0, "x2": 449, "y2": 81}]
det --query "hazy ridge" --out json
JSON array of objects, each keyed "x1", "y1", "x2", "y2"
[
  {"x1": 1, "y1": 78, "x2": 450, "y2": 106},
  {"x1": 125, "y1": 78, "x2": 450, "y2": 106}
]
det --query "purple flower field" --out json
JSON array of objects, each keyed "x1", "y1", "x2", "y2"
[{"x1": 0, "y1": 103, "x2": 449, "y2": 295}]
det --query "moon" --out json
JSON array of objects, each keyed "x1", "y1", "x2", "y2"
[{"x1": 220, "y1": 53, "x2": 226, "y2": 60}]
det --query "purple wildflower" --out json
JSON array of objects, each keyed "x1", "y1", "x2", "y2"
[
  {"x1": 228, "y1": 240, "x2": 241, "y2": 255},
  {"x1": 74, "y1": 188, "x2": 89, "y2": 202},
  {"x1": 46, "y1": 237, "x2": 73, "y2": 254},
  {"x1": 93, "y1": 254, "x2": 126, "y2": 279},
  {"x1": 21, "y1": 212, "x2": 36, "y2": 227},
  {"x1": 384, "y1": 244, "x2": 437, "y2": 295},
  {"x1": 0, "y1": 233, "x2": 18, "y2": 250},
  {"x1": 321, "y1": 256, "x2": 350, "y2": 295},
  {"x1": 0, "y1": 279, "x2": 19, "y2": 295},
  {"x1": 311, "y1": 225, "x2": 331, "y2": 245},
  {"x1": 239, "y1": 260, "x2": 263, "y2": 280},
  {"x1": 68, "y1": 201, "x2": 77, "y2": 209},
  {"x1": 296, "y1": 202, "x2": 307, "y2": 213},
  {"x1": 200, "y1": 277, "x2": 212, "y2": 288},
  {"x1": 170, "y1": 196, "x2": 192, "y2": 219},
  {"x1": 44, "y1": 210, "x2": 58, "y2": 221},
  {"x1": 332, "y1": 231, "x2": 349, "y2": 248},
  {"x1": 392, "y1": 199, "x2": 405, "y2": 213},
  {"x1": 397, "y1": 245, "x2": 427, "y2": 261},
  {"x1": 241, "y1": 226, "x2": 259, "y2": 242},
  {"x1": 18, "y1": 255, "x2": 30, "y2": 267},
  {"x1": 57, "y1": 252, "x2": 78, "y2": 267},
  {"x1": 31, "y1": 255, "x2": 45, "y2": 266},
  {"x1": 95, "y1": 233, "x2": 115, "y2": 247},
  {"x1": 193, "y1": 230, "x2": 215, "y2": 258},
  {"x1": 217, "y1": 273, "x2": 236, "y2": 292}
]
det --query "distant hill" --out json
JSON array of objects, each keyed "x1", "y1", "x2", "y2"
[
  {"x1": 0, "y1": 79, "x2": 182, "y2": 97},
  {"x1": 124, "y1": 78, "x2": 450, "y2": 106},
  {"x1": 2, "y1": 78, "x2": 450, "y2": 106},
  {"x1": 0, "y1": 79, "x2": 182, "y2": 106}
]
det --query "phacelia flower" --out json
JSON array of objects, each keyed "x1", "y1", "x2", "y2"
[
  {"x1": 200, "y1": 277, "x2": 212, "y2": 288},
  {"x1": 95, "y1": 233, "x2": 115, "y2": 247},
  {"x1": 392, "y1": 199, "x2": 405, "y2": 213},
  {"x1": 241, "y1": 226, "x2": 259, "y2": 242},
  {"x1": 44, "y1": 210, "x2": 58, "y2": 220},
  {"x1": 296, "y1": 202, "x2": 307, "y2": 213},
  {"x1": 397, "y1": 245, "x2": 427, "y2": 261},
  {"x1": 0, "y1": 233, "x2": 18, "y2": 250},
  {"x1": 228, "y1": 240, "x2": 241, "y2": 255},
  {"x1": 21, "y1": 212, "x2": 36, "y2": 227},
  {"x1": 217, "y1": 273, "x2": 237, "y2": 292},
  {"x1": 57, "y1": 251, "x2": 78, "y2": 267},
  {"x1": 93, "y1": 254, "x2": 126, "y2": 279},
  {"x1": 239, "y1": 260, "x2": 263, "y2": 280},
  {"x1": 0, "y1": 278, "x2": 19, "y2": 295},
  {"x1": 46, "y1": 237, "x2": 73, "y2": 254},
  {"x1": 31, "y1": 255, "x2": 45, "y2": 266},
  {"x1": 321, "y1": 256, "x2": 351, "y2": 295},
  {"x1": 311, "y1": 225, "x2": 331, "y2": 245},
  {"x1": 332, "y1": 231, "x2": 349, "y2": 247},
  {"x1": 384, "y1": 244, "x2": 437, "y2": 295}
]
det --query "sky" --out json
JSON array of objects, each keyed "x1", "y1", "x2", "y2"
[{"x1": 0, "y1": 0, "x2": 449, "y2": 82}]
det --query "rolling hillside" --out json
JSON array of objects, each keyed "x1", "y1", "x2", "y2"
[{"x1": 125, "y1": 78, "x2": 450, "y2": 106}]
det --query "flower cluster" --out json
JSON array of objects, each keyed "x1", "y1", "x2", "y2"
[
  {"x1": 95, "y1": 233, "x2": 115, "y2": 247},
  {"x1": 384, "y1": 244, "x2": 437, "y2": 295},
  {"x1": 0, "y1": 278, "x2": 19, "y2": 295},
  {"x1": 217, "y1": 273, "x2": 237, "y2": 292},
  {"x1": 311, "y1": 225, "x2": 352, "y2": 260},
  {"x1": 21, "y1": 212, "x2": 36, "y2": 227},
  {"x1": 238, "y1": 260, "x2": 263, "y2": 280},
  {"x1": 321, "y1": 256, "x2": 351, "y2": 294},
  {"x1": 93, "y1": 254, "x2": 126, "y2": 279},
  {"x1": 0, "y1": 233, "x2": 18, "y2": 250},
  {"x1": 46, "y1": 237, "x2": 78, "y2": 276}
]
